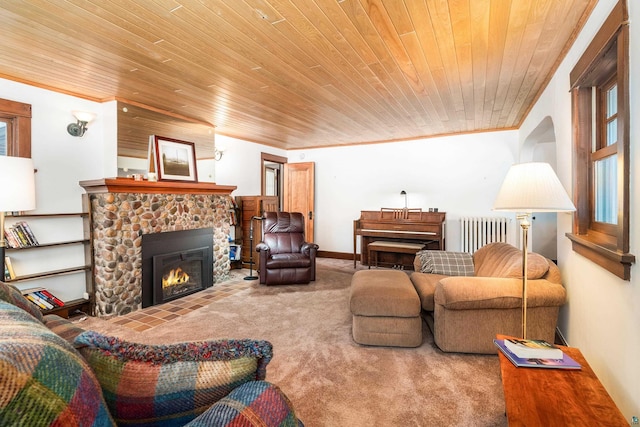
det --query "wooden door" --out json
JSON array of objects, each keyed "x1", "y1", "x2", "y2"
[{"x1": 284, "y1": 162, "x2": 315, "y2": 242}]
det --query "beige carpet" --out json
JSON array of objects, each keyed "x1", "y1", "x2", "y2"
[{"x1": 79, "y1": 261, "x2": 507, "y2": 426}]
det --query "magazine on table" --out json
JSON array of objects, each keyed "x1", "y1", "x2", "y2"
[
  {"x1": 504, "y1": 338, "x2": 563, "y2": 359},
  {"x1": 494, "y1": 339, "x2": 581, "y2": 370}
]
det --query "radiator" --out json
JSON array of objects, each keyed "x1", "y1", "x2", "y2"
[{"x1": 460, "y1": 217, "x2": 509, "y2": 253}]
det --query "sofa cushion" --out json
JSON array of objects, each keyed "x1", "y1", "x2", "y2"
[
  {"x1": 434, "y1": 276, "x2": 567, "y2": 310},
  {"x1": 0, "y1": 280, "x2": 45, "y2": 322},
  {"x1": 349, "y1": 270, "x2": 420, "y2": 317},
  {"x1": 74, "y1": 331, "x2": 273, "y2": 426},
  {"x1": 0, "y1": 301, "x2": 114, "y2": 426},
  {"x1": 473, "y1": 242, "x2": 549, "y2": 279},
  {"x1": 409, "y1": 272, "x2": 448, "y2": 311},
  {"x1": 415, "y1": 250, "x2": 475, "y2": 276},
  {"x1": 186, "y1": 381, "x2": 301, "y2": 427}
]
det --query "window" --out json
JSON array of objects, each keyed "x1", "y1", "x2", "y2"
[
  {"x1": 593, "y1": 78, "x2": 617, "y2": 228},
  {"x1": 0, "y1": 98, "x2": 32, "y2": 158},
  {"x1": 566, "y1": 0, "x2": 634, "y2": 280},
  {"x1": 0, "y1": 119, "x2": 10, "y2": 155}
]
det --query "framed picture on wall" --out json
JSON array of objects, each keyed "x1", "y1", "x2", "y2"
[{"x1": 152, "y1": 135, "x2": 198, "y2": 182}]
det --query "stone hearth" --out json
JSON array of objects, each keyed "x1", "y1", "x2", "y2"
[{"x1": 80, "y1": 178, "x2": 237, "y2": 317}]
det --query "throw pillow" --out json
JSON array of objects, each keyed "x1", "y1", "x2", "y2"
[
  {"x1": 0, "y1": 280, "x2": 45, "y2": 322},
  {"x1": 44, "y1": 314, "x2": 87, "y2": 344},
  {"x1": 416, "y1": 250, "x2": 475, "y2": 276},
  {"x1": 0, "y1": 301, "x2": 115, "y2": 426},
  {"x1": 186, "y1": 381, "x2": 301, "y2": 427},
  {"x1": 74, "y1": 331, "x2": 273, "y2": 426}
]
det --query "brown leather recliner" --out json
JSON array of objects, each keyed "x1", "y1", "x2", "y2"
[{"x1": 256, "y1": 212, "x2": 319, "y2": 285}]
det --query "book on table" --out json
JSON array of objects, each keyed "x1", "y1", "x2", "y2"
[
  {"x1": 494, "y1": 339, "x2": 581, "y2": 370},
  {"x1": 503, "y1": 338, "x2": 563, "y2": 359}
]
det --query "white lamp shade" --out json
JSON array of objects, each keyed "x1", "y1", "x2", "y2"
[
  {"x1": 493, "y1": 162, "x2": 575, "y2": 213},
  {"x1": 0, "y1": 156, "x2": 36, "y2": 212},
  {"x1": 72, "y1": 110, "x2": 96, "y2": 123}
]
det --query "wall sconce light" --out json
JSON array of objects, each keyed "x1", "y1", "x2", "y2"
[
  {"x1": 400, "y1": 190, "x2": 407, "y2": 209},
  {"x1": 67, "y1": 111, "x2": 96, "y2": 137},
  {"x1": 214, "y1": 148, "x2": 224, "y2": 161}
]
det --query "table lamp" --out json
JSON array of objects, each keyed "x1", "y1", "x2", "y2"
[
  {"x1": 0, "y1": 156, "x2": 37, "y2": 280},
  {"x1": 493, "y1": 162, "x2": 575, "y2": 339}
]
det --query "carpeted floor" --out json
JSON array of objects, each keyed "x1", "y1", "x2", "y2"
[{"x1": 78, "y1": 259, "x2": 507, "y2": 426}]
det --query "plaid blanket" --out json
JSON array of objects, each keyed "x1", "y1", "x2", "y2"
[
  {"x1": 187, "y1": 380, "x2": 302, "y2": 427},
  {"x1": 0, "y1": 301, "x2": 114, "y2": 426}
]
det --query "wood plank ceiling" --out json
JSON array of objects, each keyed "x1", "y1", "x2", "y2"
[{"x1": 0, "y1": 0, "x2": 597, "y2": 152}]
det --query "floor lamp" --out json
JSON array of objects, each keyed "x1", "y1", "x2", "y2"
[
  {"x1": 0, "y1": 157, "x2": 37, "y2": 280},
  {"x1": 493, "y1": 162, "x2": 575, "y2": 339},
  {"x1": 244, "y1": 215, "x2": 263, "y2": 281}
]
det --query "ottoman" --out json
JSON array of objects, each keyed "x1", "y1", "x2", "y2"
[{"x1": 349, "y1": 269, "x2": 422, "y2": 347}]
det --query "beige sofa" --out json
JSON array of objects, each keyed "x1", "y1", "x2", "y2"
[{"x1": 410, "y1": 242, "x2": 567, "y2": 354}]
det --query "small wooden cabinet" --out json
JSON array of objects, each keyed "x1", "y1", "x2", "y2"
[{"x1": 235, "y1": 196, "x2": 279, "y2": 272}]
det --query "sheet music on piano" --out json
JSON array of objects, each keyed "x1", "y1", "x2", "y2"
[{"x1": 353, "y1": 210, "x2": 446, "y2": 268}]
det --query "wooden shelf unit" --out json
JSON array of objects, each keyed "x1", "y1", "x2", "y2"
[{"x1": 4, "y1": 212, "x2": 93, "y2": 317}]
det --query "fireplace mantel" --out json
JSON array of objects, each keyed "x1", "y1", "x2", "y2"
[{"x1": 79, "y1": 178, "x2": 237, "y2": 195}]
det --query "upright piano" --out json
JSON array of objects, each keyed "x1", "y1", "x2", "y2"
[{"x1": 353, "y1": 209, "x2": 446, "y2": 268}]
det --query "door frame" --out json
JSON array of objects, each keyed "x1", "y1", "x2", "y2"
[{"x1": 261, "y1": 152, "x2": 287, "y2": 210}]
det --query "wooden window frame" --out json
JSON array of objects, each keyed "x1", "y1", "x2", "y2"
[
  {"x1": 566, "y1": 0, "x2": 634, "y2": 280},
  {"x1": 0, "y1": 98, "x2": 32, "y2": 158}
]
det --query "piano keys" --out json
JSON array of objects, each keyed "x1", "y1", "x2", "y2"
[{"x1": 353, "y1": 209, "x2": 446, "y2": 268}]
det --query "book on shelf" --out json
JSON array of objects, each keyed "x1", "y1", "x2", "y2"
[
  {"x1": 4, "y1": 221, "x2": 39, "y2": 248},
  {"x1": 38, "y1": 289, "x2": 65, "y2": 307},
  {"x1": 25, "y1": 293, "x2": 49, "y2": 309},
  {"x1": 11, "y1": 224, "x2": 30, "y2": 247},
  {"x1": 18, "y1": 221, "x2": 39, "y2": 246},
  {"x1": 4, "y1": 256, "x2": 16, "y2": 280},
  {"x1": 494, "y1": 339, "x2": 581, "y2": 370},
  {"x1": 22, "y1": 287, "x2": 65, "y2": 310},
  {"x1": 4, "y1": 228, "x2": 21, "y2": 248},
  {"x1": 503, "y1": 338, "x2": 563, "y2": 359}
]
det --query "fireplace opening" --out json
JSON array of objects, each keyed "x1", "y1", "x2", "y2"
[{"x1": 142, "y1": 229, "x2": 214, "y2": 308}]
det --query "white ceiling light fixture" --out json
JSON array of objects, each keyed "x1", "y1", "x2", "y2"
[{"x1": 67, "y1": 111, "x2": 96, "y2": 137}]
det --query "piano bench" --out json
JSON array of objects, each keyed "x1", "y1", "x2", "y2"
[
  {"x1": 349, "y1": 270, "x2": 422, "y2": 347},
  {"x1": 368, "y1": 241, "x2": 426, "y2": 269}
]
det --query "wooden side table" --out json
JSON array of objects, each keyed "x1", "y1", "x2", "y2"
[{"x1": 496, "y1": 334, "x2": 627, "y2": 426}]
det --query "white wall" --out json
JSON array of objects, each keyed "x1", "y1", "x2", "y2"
[
  {"x1": 519, "y1": 0, "x2": 639, "y2": 419},
  {"x1": 289, "y1": 131, "x2": 519, "y2": 254},
  {"x1": 214, "y1": 134, "x2": 287, "y2": 195},
  {"x1": 215, "y1": 130, "x2": 520, "y2": 254}
]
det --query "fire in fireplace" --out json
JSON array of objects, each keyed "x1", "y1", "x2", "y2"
[{"x1": 142, "y1": 228, "x2": 214, "y2": 308}]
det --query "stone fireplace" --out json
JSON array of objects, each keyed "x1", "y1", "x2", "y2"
[{"x1": 80, "y1": 178, "x2": 237, "y2": 317}]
